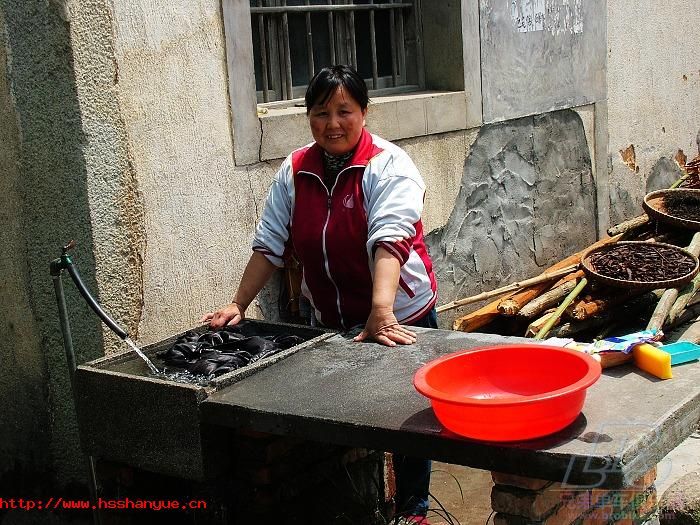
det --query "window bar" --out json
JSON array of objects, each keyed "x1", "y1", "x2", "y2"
[
  {"x1": 276, "y1": 13, "x2": 288, "y2": 100},
  {"x1": 266, "y1": 1, "x2": 282, "y2": 100},
  {"x1": 281, "y1": 5, "x2": 293, "y2": 99},
  {"x1": 389, "y1": 3, "x2": 398, "y2": 86},
  {"x1": 251, "y1": 4, "x2": 414, "y2": 13},
  {"x1": 328, "y1": 0, "x2": 336, "y2": 64},
  {"x1": 339, "y1": 1, "x2": 348, "y2": 66},
  {"x1": 396, "y1": 0, "x2": 406, "y2": 80},
  {"x1": 369, "y1": 1, "x2": 378, "y2": 89},
  {"x1": 257, "y1": 0, "x2": 270, "y2": 102},
  {"x1": 413, "y1": 0, "x2": 424, "y2": 89},
  {"x1": 348, "y1": 7, "x2": 357, "y2": 69},
  {"x1": 305, "y1": 0, "x2": 314, "y2": 80}
]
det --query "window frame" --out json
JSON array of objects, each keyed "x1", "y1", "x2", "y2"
[
  {"x1": 250, "y1": 1, "x2": 424, "y2": 104},
  {"x1": 222, "y1": 0, "x2": 482, "y2": 165}
]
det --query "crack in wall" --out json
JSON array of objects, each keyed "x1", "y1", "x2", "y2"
[{"x1": 245, "y1": 165, "x2": 260, "y2": 223}]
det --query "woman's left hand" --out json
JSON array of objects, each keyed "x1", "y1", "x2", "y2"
[{"x1": 354, "y1": 307, "x2": 417, "y2": 347}]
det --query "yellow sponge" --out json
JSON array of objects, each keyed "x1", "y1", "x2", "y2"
[{"x1": 632, "y1": 343, "x2": 673, "y2": 380}]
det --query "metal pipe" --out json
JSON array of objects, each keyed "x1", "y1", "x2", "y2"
[
  {"x1": 328, "y1": 2, "x2": 336, "y2": 64},
  {"x1": 396, "y1": 0, "x2": 405, "y2": 78},
  {"x1": 257, "y1": 0, "x2": 270, "y2": 102},
  {"x1": 51, "y1": 273, "x2": 77, "y2": 381},
  {"x1": 85, "y1": 456, "x2": 102, "y2": 525},
  {"x1": 50, "y1": 256, "x2": 102, "y2": 525},
  {"x1": 348, "y1": 9, "x2": 357, "y2": 68},
  {"x1": 282, "y1": 9, "x2": 293, "y2": 99},
  {"x1": 389, "y1": 6, "x2": 397, "y2": 86}
]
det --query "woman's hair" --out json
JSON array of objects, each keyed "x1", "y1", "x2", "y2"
[{"x1": 305, "y1": 65, "x2": 369, "y2": 114}]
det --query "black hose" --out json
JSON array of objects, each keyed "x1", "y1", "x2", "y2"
[{"x1": 65, "y1": 263, "x2": 129, "y2": 340}]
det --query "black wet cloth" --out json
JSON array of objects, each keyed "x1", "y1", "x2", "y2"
[{"x1": 156, "y1": 322, "x2": 304, "y2": 377}]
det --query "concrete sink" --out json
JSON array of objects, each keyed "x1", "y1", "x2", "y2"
[{"x1": 73, "y1": 320, "x2": 329, "y2": 480}]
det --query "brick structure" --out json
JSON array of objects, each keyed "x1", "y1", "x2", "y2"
[
  {"x1": 231, "y1": 431, "x2": 393, "y2": 524},
  {"x1": 491, "y1": 468, "x2": 658, "y2": 525},
  {"x1": 94, "y1": 432, "x2": 393, "y2": 524}
]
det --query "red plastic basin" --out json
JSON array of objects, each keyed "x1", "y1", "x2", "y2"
[{"x1": 413, "y1": 345, "x2": 602, "y2": 442}]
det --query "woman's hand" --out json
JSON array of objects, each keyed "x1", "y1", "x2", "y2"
[
  {"x1": 354, "y1": 306, "x2": 417, "y2": 347},
  {"x1": 200, "y1": 302, "x2": 246, "y2": 329},
  {"x1": 201, "y1": 252, "x2": 277, "y2": 330},
  {"x1": 356, "y1": 247, "x2": 416, "y2": 346}
]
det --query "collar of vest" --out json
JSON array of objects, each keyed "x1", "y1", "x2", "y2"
[{"x1": 294, "y1": 128, "x2": 381, "y2": 176}]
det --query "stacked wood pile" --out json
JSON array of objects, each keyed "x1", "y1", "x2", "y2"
[{"x1": 443, "y1": 170, "x2": 700, "y2": 351}]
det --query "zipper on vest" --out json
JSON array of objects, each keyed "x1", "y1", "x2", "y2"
[
  {"x1": 299, "y1": 165, "x2": 363, "y2": 330},
  {"x1": 321, "y1": 185, "x2": 345, "y2": 329}
]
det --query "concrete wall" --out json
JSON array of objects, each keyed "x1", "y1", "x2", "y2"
[
  {"x1": 0, "y1": 0, "x2": 108, "y2": 490},
  {"x1": 69, "y1": 0, "x2": 146, "y2": 356},
  {"x1": 607, "y1": 0, "x2": 700, "y2": 224},
  {"x1": 480, "y1": 0, "x2": 606, "y2": 123},
  {"x1": 0, "y1": 7, "x2": 51, "y2": 492}
]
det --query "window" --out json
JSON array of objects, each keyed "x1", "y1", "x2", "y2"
[
  {"x1": 249, "y1": 1, "x2": 423, "y2": 104},
  {"x1": 222, "y1": 0, "x2": 482, "y2": 164}
]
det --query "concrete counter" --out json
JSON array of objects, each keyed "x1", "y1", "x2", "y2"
[{"x1": 200, "y1": 328, "x2": 700, "y2": 489}]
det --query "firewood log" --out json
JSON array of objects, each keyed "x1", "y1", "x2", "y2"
[
  {"x1": 497, "y1": 282, "x2": 551, "y2": 316},
  {"x1": 607, "y1": 215, "x2": 649, "y2": 237},
  {"x1": 452, "y1": 235, "x2": 621, "y2": 332},
  {"x1": 452, "y1": 294, "x2": 514, "y2": 332},
  {"x1": 525, "y1": 311, "x2": 556, "y2": 338},
  {"x1": 534, "y1": 278, "x2": 588, "y2": 339},
  {"x1": 647, "y1": 232, "x2": 700, "y2": 331},
  {"x1": 518, "y1": 280, "x2": 577, "y2": 319},
  {"x1": 668, "y1": 274, "x2": 700, "y2": 324}
]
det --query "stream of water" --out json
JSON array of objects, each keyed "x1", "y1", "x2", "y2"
[
  {"x1": 124, "y1": 337, "x2": 161, "y2": 374},
  {"x1": 153, "y1": 369, "x2": 215, "y2": 386},
  {"x1": 122, "y1": 338, "x2": 214, "y2": 385}
]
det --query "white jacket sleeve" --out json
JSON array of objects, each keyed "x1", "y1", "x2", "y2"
[
  {"x1": 364, "y1": 150, "x2": 426, "y2": 264},
  {"x1": 252, "y1": 156, "x2": 294, "y2": 268}
]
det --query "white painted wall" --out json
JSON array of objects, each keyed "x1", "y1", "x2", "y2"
[
  {"x1": 102, "y1": 0, "x2": 700, "y2": 344},
  {"x1": 108, "y1": 0, "x2": 266, "y2": 343}
]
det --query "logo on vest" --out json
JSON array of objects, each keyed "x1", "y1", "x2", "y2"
[{"x1": 343, "y1": 194, "x2": 355, "y2": 209}]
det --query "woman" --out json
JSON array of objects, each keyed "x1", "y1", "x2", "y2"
[{"x1": 203, "y1": 65, "x2": 436, "y2": 524}]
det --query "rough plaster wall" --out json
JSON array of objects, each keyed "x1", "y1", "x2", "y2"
[
  {"x1": 69, "y1": 0, "x2": 146, "y2": 356},
  {"x1": 0, "y1": 0, "x2": 106, "y2": 487},
  {"x1": 0, "y1": 7, "x2": 51, "y2": 490},
  {"x1": 607, "y1": 0, "x2": 700, "y2": 224},
  {"x1": 109, "y1": 0, "x2": 271, "y2": 344},
  {"x1": 427, "y1": 110, "x2": 597, "y2": 329}
]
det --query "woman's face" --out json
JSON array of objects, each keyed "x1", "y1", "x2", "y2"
[{"x1": 308, "y1": 86, "x2": 367, "y2": 156}]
